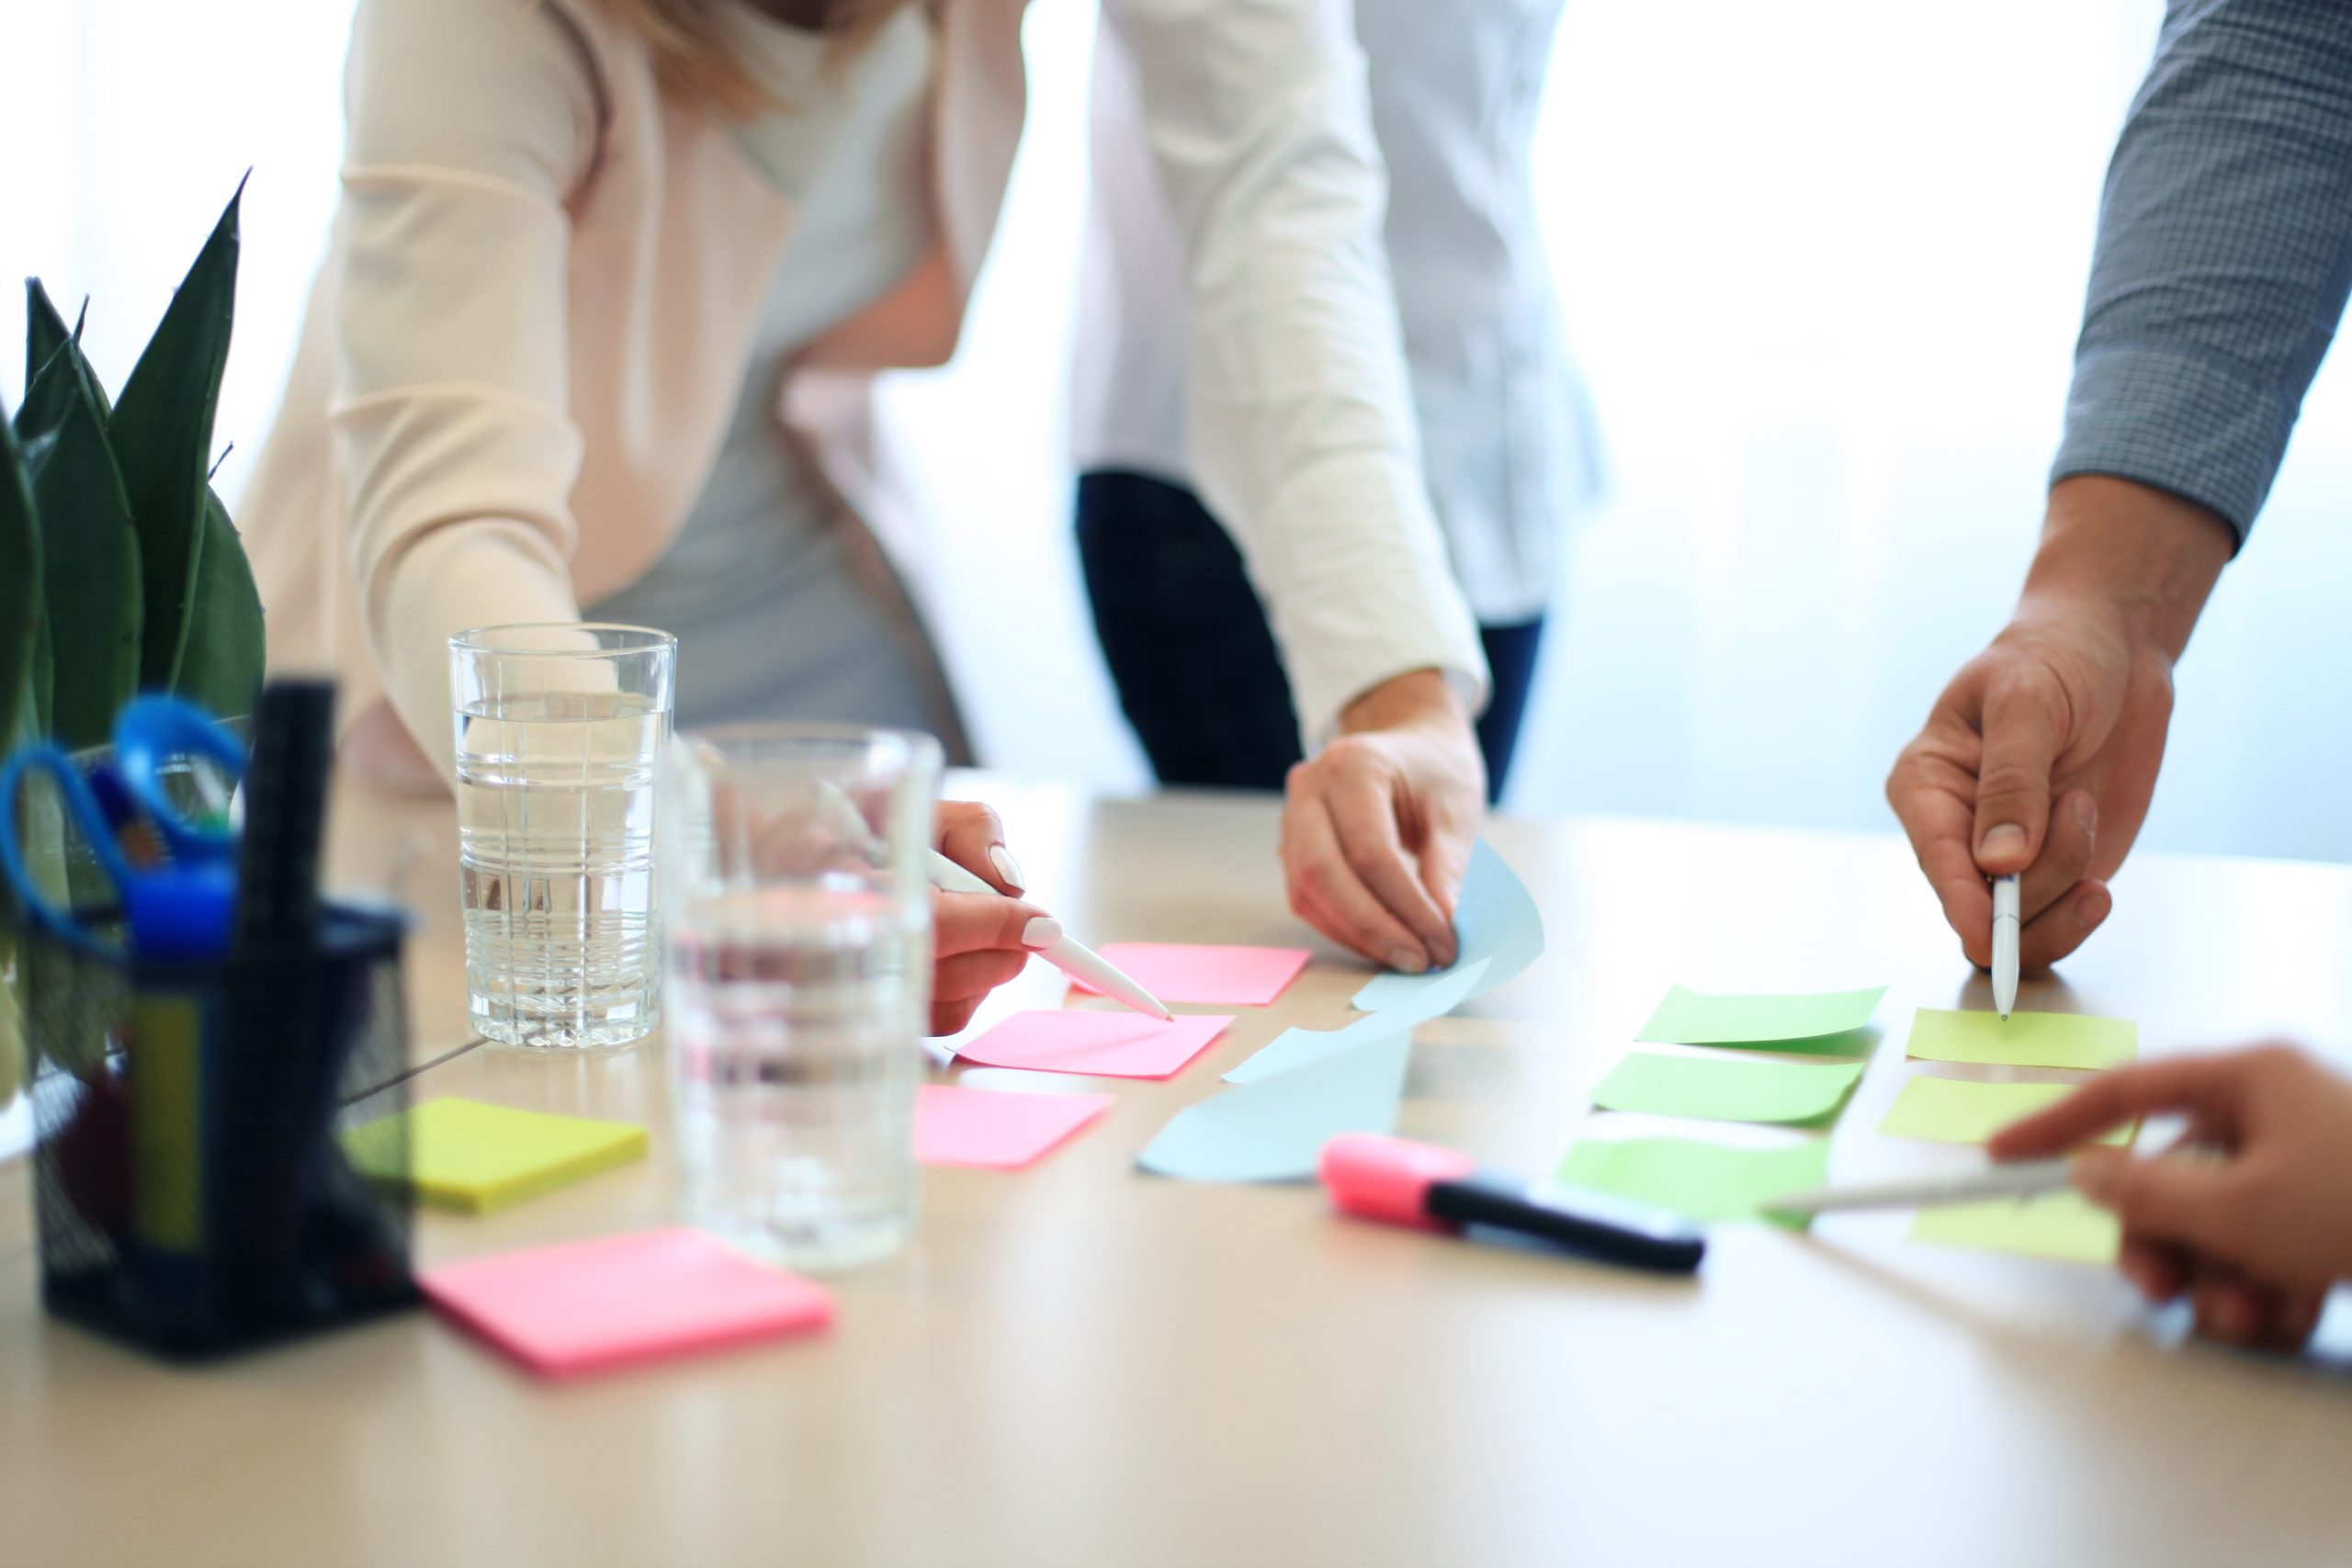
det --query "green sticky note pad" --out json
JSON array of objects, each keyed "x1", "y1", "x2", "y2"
[
  {"x1": 1589, "y1": 1051, "x2": 1863, "y2": 1126},
  {"x1": 1555, "y1": 1135, "x2": 1830, "y2": 1228},
  {"x1": 344, "y1": 1098, "x2": 650, "y2": 1214},
  {"x1": 1906, "y1": 1009, "x2": 2136, "y2": 1072},
  {"x1": 1879, "y1": 1075, "x2": 2131, "y2": 1147},
  {"x1": 1910, "y1": 1190, "x2": 2120, "y2": 1265},
  {"x1": 1636, "y1": 985, "x2": 1886, "y2": 1048}
]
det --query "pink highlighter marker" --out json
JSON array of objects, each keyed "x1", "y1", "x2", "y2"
[{"x1": 1318, "y1": 1134, "x2": 1707, "y2": 1274}]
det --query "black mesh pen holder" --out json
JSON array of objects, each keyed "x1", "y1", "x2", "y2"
[{"x1": 20, "y1": 903, "x2": 421, "y2": 1360}]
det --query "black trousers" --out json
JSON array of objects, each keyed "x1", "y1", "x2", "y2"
[{"x1": 1076, "y1": 469, "x2": 1543, "y2": 803}]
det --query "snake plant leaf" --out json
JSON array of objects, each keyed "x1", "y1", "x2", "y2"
[
  {"x1": 0, "y1": 410, "x2": 39, "y2": 750},
  {"x1": 17, "y1": 284, "x2": 106, "y2": 442},
  {"x1": 170, "y1": 486, "x2": 265, "y2": 721},
  {"x1": 110, "y1": 179, "x2": 241, "y2": 692},
  {"x1": 25, "y1": 356, "x2": 141, "y2": 750}
]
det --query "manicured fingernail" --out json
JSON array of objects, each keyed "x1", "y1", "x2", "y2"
[
  {"x1": 1387, "y1": 947, "x2": 1427, "y2": 976},
  {"x1": 989, "y1": 846, "x2": 1025, "y2": 891},
  {"x1": 1022, "y1": 917, "x2": 1062, "y2": 950},
  {"x1": 1979, "y1": 823, "x2": 2026, "y2": 859},
  {"x1": 2073, "y1": 795, "x2": 2098, "y2": 833}
]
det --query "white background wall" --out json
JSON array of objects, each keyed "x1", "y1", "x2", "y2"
[{"x1": 6, "y1": 0, "x2": 2350, "y2": 862}]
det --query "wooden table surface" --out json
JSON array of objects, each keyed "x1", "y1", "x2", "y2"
[{"x1": 6, "y1": 776, "x2": 2352, "y2": 1566}]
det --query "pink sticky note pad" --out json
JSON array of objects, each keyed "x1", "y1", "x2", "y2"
[
  {"x1": 916, "y1": 1084, "x2": 1113, "y2": 1169},
  {"x1": 421, "y1": 1228, "x2": 833, "y2": 1380},
  {"x1": 956, "y1": 1010, "x2": 1234, "y2": 1079},
  {"x1": 1070, "y1": 943, "x2": 1312, "y2": 1006}
]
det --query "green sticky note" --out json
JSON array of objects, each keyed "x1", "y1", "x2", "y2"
[
  {"x1": 1636, "y1": 985, "x2": 1887, "y2": 1048},
  {"x1": 1555, "y1": 1135, "x2": 1830, "y2": 1228},
  {"x1": 343, "y1": 1098, "x2": 650, "y2": 1214},
  {"x1": 1879, "y1": 1075, "x2": 2132, "y2": 1146},
  {"x1": 1589, "y1": 1051, "x2": 1863, "y2": 1126},
  {"x1": 1905, "y1": 1009, "x2": 2136, "y2": 1072},
  {"x1": 1910, "y1": 1190, "x2": 2120, "y2": 1265}
]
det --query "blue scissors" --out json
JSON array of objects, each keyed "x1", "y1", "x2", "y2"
[{"x1": 0, "y1": 696, "x2": 247, "y2": 960}]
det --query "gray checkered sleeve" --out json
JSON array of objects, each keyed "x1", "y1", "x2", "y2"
[{"x1": 2052, "y1": 0, "x2": 2352, "y2": 546}]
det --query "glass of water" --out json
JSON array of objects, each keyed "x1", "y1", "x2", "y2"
[
  {"x1": 658, "y1": 724, "x2": 941, "y2": 1271},
  {"x1": 449, "y1": 624, "x2": 676, "y2": 1049}
]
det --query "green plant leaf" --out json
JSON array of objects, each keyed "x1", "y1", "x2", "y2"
[
  {"x1": 25, "y1": 357, "x2": 141, "y2": 750},
  {"x1": 0, "y1": 410, "x2": 40, "y2": 750},
  {"x1": 171, "y1": 486, "x2": 266, "y2": 720},
  {"x1": 110, "y1": 179, "x2": 241, "y2": 692},
  {"x1": 17, "y1": 284, "x2": 106, "y2": 442},
  {"x1": 25, "y1": 279, "x2": 72, "y2": 400}
]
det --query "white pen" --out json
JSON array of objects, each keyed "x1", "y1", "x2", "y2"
[
  {"x1": 1767, "y1": 1158, "x2": 2073, "y2": 1216},
  {"x1": 923, "y1": 850, "x2": 1174, "y2": 1021},
  {"x1": 1991, "y1": 873, "x2": 2020, "y2": 1021}
]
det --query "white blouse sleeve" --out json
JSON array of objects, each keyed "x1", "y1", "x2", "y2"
[{"x1": 1100, "y1": 0, "x2": 1491, "y2": 743}]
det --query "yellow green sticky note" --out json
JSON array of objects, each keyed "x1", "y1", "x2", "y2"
[
  {"x1": 1636, "y1": 985, "x2": 1886, "y2": 1049},
  {"x1": 1879, "y1": 1075, "x2": 2131, "y2": 1146},
  {"x1": 343, "y1": 1098, "x2": 649, "y2": 1214},
  {"x1": 1555, "y1": 1135, "x2": 1830, "y2": 1229},
  {"x1": 1910, "y1": 1190, "x2": 2120, "y2": 1265},
  {"x1": 1589, "y1": 1051, "x2": 1863, "y2": 1126},
  {"x1": 1906, "y1": 1009, "x2": 2136, "y2": 1072}
]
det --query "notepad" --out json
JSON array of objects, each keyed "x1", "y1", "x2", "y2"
[
  {"x1": 422, "y1": 1228, "x2": 834, "y2": 1379},
  {"x1": 1225, "y1": 957, "x2": 1490, "y2": 1084},
  {"x1": 1137, "y1": 1034, "x2": 1411, "y2": 1183},
  {"x1": 1073, "y1": 943, "x2": 1310, "y2": 1007},
  {"x1": 915, "y1": 1084, "x2": 1112, "y2": 1169},
  {"x1": 1555, "y1": 1135, "x2": 1830, "y2": 1228},
  {"x1": 342, "y1": 1098, "x2": 648, "y2": 1214},
  {"x1": 956, "y1": 1010, "x2": 1233, "y2": 1079},
  {"x1": 1636, "y1": 985, "x2": 1887, "y2": 1048},
  {"x1": 1909, "y1": 1191, "x2": 2120, "y2": 1265},
  {"x1": 1878, "y1": 1075, "x2": 2132, "y2": 1146},
  {"x1": 1905, "y1": 1008, "x2": 2137, "y2": 1071},
  {"x1": 1351, "y1": 840, "x2": 1544, "y2": 1011},
  {"x1": 1589, "y1": 1051, "x2": 1863, "y2": 1126}
]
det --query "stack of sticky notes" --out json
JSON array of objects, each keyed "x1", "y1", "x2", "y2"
[
  {"x1": 1553, "y1": 985, "x2": 1887, "y2": 1227},
  {"x1": 1071, "y1": 943, "x2": 1310, "y2": 1007},
  {"x1": 915, "y1": 1085, "x2": 1111, "y2": 1170},
  {"x1": 1885, "y1": 1006, "x2": 2139, "y2": 1266},
  {"x1": 423, "y1": 1228, "x2": 832, "y2": 1380},
  {"x1": 343, "y1": 1098, "x2": 649, "y2": 1214}
]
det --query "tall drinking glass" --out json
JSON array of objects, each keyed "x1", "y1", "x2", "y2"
[
  {"x1": 658, "y1": 725, "x2": 941, "y2": 1270},
  {"x1": 449, "y1": 624, "x2": 675, "y2": 1049}
]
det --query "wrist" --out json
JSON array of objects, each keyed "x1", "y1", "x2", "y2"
[
  {"x1": 1336, "y1": 668, "x2": 1467, "y2": 738},
  {"x1": 2020, "y1": 477, "x2": 2233, "y2": 660}
]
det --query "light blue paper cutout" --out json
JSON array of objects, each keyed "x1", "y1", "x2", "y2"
[
  {"x1": 1349, "y1": 840, "x2": 1543, "y2": 1011},
  {"x1": 1136, "y1": 1034, "x2": 1412, "y2": 1184},
  {"x1": 1225, "y1": 957, "x2": 1492, "y2": 1084}
]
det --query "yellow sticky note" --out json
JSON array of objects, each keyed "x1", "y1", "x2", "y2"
[
  {"x1": 1879, "y1": 1076, "x2": 2132, "y2": 1146},
  {"x1": 1910, "y1": 1190, "x2": 2120, "y2": 1266},
  {"x1": 1906, "y1": 1008, "x2": 2136, "y2": 1072},
  {"x1": 343, "y1": 1098, "x2": 648, "y2": 1214}
]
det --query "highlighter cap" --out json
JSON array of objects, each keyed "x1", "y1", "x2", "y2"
[{"x1": 1318, "y1": 1134, "x2": 1477, "y2": 1232}]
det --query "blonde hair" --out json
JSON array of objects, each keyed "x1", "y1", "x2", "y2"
[{"x1": 594, "y1": 0, "x2": 921, "y2": 117}]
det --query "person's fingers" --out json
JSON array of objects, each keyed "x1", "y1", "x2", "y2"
[
  {"x1": 933, "y1": 948, "x2": 1032, "y2": 1005},
  {"x1": 2017, "y1": 790, "x2": 2098, "y2": 924},
  {"x1": 931, "y1": 997, "x2": 983, "y2": 1036},
  {"x1": 2070, "y1": 1144, "x2": 2249, "y2": 1258},
  {"x1": 2191, "y1": 1273, "x2": 2274, "y2": 1348},
  {"x1": 1414, "y1": 798, "x2": 1479, "y2": 962},
  {"x1": 1972, "y1": 672, "x2": 2070, "y2": 876},
  {"x1": 1889, "y1": 747, "x2": 1997, "y2": 966},
  {"x1": 933, "y1": 889, "x2": 1055, "y2": 960},
  {"x1": 1325, "y1": 767, "x2": 1456, "y2": 966},
  {"x1": 935, "y1": 802, "x2": 1021, "y2": 893},
  {"x1": 2016, "y1": 879, "x2": 2113, "y2": 969},
  {"x1": 1989, "y1": 1054, "x2": 2251, "y2": 1162},
  {"x1": 2273, "y1": 1288, "x2": 2328, "y2": 1351},
  {"x1": 1281, "y1": 782, "x2": 1432, "y2": 971},
  {"x1": 2118, "y1": 1237, "x2": 2189, "y2": 1303}
]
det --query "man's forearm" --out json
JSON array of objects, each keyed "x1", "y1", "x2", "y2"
[{"x1": 2020, "y1": 477, "x2": 2234, "y2": 660}]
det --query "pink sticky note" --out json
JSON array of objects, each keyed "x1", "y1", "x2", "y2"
[
  {"x1": 1071, "y1": 943, "x2": 1312, "y2": 1006},
  {"x1": 957, "y1": 1010, "x2": 1235, "y2": 1079},
  {"x1": 916, "y1": 1084, "x2": 1113, "y2": 1169},
  {"x1": 422, "y1": 1228, "x2": 833, "y2": 1380}
]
